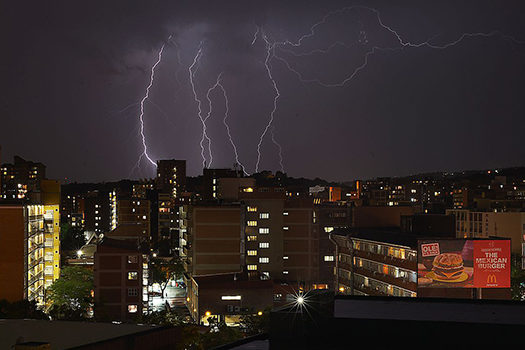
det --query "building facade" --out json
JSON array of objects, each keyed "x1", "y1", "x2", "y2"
[
  {"x1": 94, "y1": 238, "x2": 149, "y2": 321},
  {"x1": 332, "y1": 231, "x2": 418, "y2": 298}
]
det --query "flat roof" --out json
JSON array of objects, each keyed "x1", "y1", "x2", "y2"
[
  {"x1": 332, "y1": 227, "x2": 418, "y2": 248},
  {"x1": 334, "y1": 296, "x2": 525, "y2": 326},
  {"x1": 0, "y1": 319, "x2": 156, "y2": 350}
]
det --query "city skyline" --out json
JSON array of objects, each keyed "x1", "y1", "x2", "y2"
[{"x1": 2, "y1": 1, "x2": 525, "y2": 183}]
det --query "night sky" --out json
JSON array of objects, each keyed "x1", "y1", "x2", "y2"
[{"x1": 2, "y1": 1, "x2": 525, "y2": 183}]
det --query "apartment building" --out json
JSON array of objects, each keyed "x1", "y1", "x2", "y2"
[
  {"x1": 0, "y1": 156, "x2": 46, "y2": 200},
  {"x1": 0, "y1": 202, "x2": 59, "y2": 305},
  {"x1": 331, "y1": 229, "x2": 418, "y2": 298},
  {"x1": 446, "y1": 209, "x2": 525, "y2": 254},
  {"x1": 109, "y1": 191, "x2": 150, "y2": 238},
  {"x1": 240, "y1": 187, "x2": 321, "y2": 288},
  {"x1": 94, "y1": 238, "x2": 149, "y2": 321},
  {"x1": 184, "y1": 204, "x2": 242, "y2": 276}
]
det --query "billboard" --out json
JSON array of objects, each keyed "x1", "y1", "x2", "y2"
[{"x1": 417, "y1": 239, "x2": 510, "y2": 288}]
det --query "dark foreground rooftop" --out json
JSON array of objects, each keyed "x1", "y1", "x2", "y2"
[{"x1": 0, "y1": 319, "x2": 153, "y2": 349}]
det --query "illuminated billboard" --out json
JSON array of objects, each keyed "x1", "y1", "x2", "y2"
[{"x1": 417, "y1": 239, "x2": 510, "y2": 288}]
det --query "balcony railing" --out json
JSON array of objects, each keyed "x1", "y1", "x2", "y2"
[
  {"x1": 353, "y1": 282, "x2": 389, "y2": 297},
  {"x1": 338, "y1": 261, "x2": 353, "y2": 272},
  {"x1": 353, "y1": 249, "x2": 417, "y2": 271},
  {"x1": 354, "y1": 266, "x2": 417, "y2": 292},
  {"x1": 28, "y1": 254, "x2": 44, "y2": 268},
  {"x1": 28, "y1": 270, "x2": 44, "y2": 286}
]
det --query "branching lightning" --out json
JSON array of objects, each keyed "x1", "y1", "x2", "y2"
[
  {"x1": 216, "y1": 79, "x2": 249, "y2": 176},
  {"x1": 255, "y1": 30, "x2": 284, "y2": 173},
  {"x1": 188, "y1": 42, "x2": 214, "y2": 169},
  {"x1": 270, "y1": 6, "x2": 524, "y2": 88},
  {"x1": 132, "y1": 38, "x2": 169, "y2": 175},
  {"x1": 128, "y1": 7, "x2": 523, "y2": 177},
  {"x1": 203, "y1": 72, "x2": 225, "y2": 168}
]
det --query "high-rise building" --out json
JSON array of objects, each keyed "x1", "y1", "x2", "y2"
[
  {"x1": 93, "y1": 238, "x2": 149, "y2": 321},
  {"x1": 240, "y1": 187, "x2": 321, "y2": 288},
  {"x1": 83, "y1": 190, "x2": 110, "y2": 235},
  {"x1": 202, "y1": 168, "x2": 241, "y2": 200},
  {"x1": 184, "y1": 204, "x2": 242, "y2": 276},
  {"x1": 0, "y1": 202, "x2": 59, "y2": 305},
  {"x1": 331, "y1": 229, "x2": 418, "y2": 298},
  {"x1": 1, "y1": 156, "x2": 46, "y2": 200},
  {"x1": 446, "y1": 209, "x2": 525, "y2": 254},
  {"x1": 40, "y1": 180, "x2": 61, "y2": 289},
  {"x1": 109, "y1": 190, "x2": 150, "y2": 238},
  {"x1": 156, "y1": 159, "x2": 186, "y2": 200}
]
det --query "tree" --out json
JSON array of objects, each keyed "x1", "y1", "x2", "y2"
[
  {"x1": 239, "y1": 308, "x2": 271, "y2": 335},
  {"x1": 60, "y1": 223, "x2": 85, "y2": 252},
  {"x1": 138, "y1": 308, "x2": 190, "y2": 327},
  {"x1": 46, "y1": 266, "x2": 93, "y2": 320},
  {"x1": 150, "y1": 257, "x2": 185, "y2": 298},
  {"x1": 197, "y1": 324, "x2": 244, "y2": 349},
  {"x1": 511, "y1": 253, "x2": 525, "y2": 301}
]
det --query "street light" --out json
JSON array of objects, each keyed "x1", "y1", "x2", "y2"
[{"x1": 77, "y1": 250, "x2": 82, "y2": 258}]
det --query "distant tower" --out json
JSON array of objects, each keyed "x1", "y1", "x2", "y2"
[{"x1": 156, "y1": 159, "x2": 186, "y2": 200}]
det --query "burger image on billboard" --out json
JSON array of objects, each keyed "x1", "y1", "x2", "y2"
[{"x1": 431, "y1": 253, "x2": 464, "y2": 280}]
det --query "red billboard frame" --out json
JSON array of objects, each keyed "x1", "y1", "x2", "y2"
[{"x1": 417, "y1": 239, "x2": 510, "y2": 289}]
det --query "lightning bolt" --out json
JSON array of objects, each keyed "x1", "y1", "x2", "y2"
[
  {"x1": 188, "y1": 42, "x2": 214, "y2": 169},
  {"x1": 249, "y1": 6, "x2": 523, "y2": 174},
  {"x1": 168, "y1": 37, "x2": 184, "y2": 102},
  {"x1": 271, "y1": 6, "x2": 524, "y2": 88},
  {"x1": 216, "y1": 78, "x2": 249, "y2": 176},
  {"x1": 251, "y1": 26, "x2": 260, "y2": 46},
  {"x1": 255, "y1": 30, "x2": 284, "y2": 173},
  {"x1": 270, "y1": 126, "x2": 284, "y2": 173},
  {"x1": 132, "y1": 38, "x2": 169, "y2": 176},
  {"x1": 203, "y1": 72, "x2": 225, "y2": 168}
]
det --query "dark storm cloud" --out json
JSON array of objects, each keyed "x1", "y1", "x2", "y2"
[{"x1": 1, "y1": 1, "x2": 525, "y2": 182}]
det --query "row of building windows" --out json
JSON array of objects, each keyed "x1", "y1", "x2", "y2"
[
  {"x1": 353, "y1": 273, "x2": 416, "y2": 297},
  {"x1": 354, "y1": 257, "x2": 417, "y2": 283},
  {"x1": 353, "y1": 240, "x2": 416, "y2": 261}
]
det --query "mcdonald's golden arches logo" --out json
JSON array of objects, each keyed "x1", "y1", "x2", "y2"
[{"x1": 487, "y1": 274, "x2": 497, "y2": 284}]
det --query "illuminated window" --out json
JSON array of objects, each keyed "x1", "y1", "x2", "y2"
[
  {"x1": 324, "y1": 255, "x2": 334, "y2": 262},
  {"x1": 247, "y1": 250, "x2": 257, "y2": 256},
  {"x1": 259, "y1": 228, "x2": 269, "y2": 234},
  {"x1": 259, "y1": 213, "x2": 269, "y2": 219},
  {"x1": 247, "y1": 221, "x2": 257, "y2": 227},
  {"x1": 243, "y1": 187, "x2": 254, "y2": 193},
  {"x1": 283, "y1": 226, "x2": 289, "y2": 230},
  {"x1": 324, "y1": 227, "x2": 334, "y2": 233},
  {"x1": 128, "y1": 272, "x2": 138, "y2": 280},
  {"x1": 247, "y1": 265, "x2": 257, "y2": 271},
  {"x1": 259, "y1": 242, "x2": 269, "y2": 248},
  {"x1": 259, "y1": 257, "x2": 269, "y2": 263},
  {"x1": 247, "y1": 235, "x2": 257, "y2": 241},
  {"x1": 247, "y1": 206, "x2": 257, "y2": 212},
  {"x1": 283, "y1": 212, "x2": 289, "y2": 216},
  {"x1": 283, "y1": 271, "x2": 289, "y2": 275},
  {"x1": 128, "y1": 304, "x2": 138, "y2": 313},
  {"x1": 283, "y1": 256, "x2": 288, "y2": 260},
  {"x1": 127, "y1": 255, "x2": 138, "y2": 264},
  {"x1": 221, "y1": 295, "x2": 241, "y2": 300}
]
